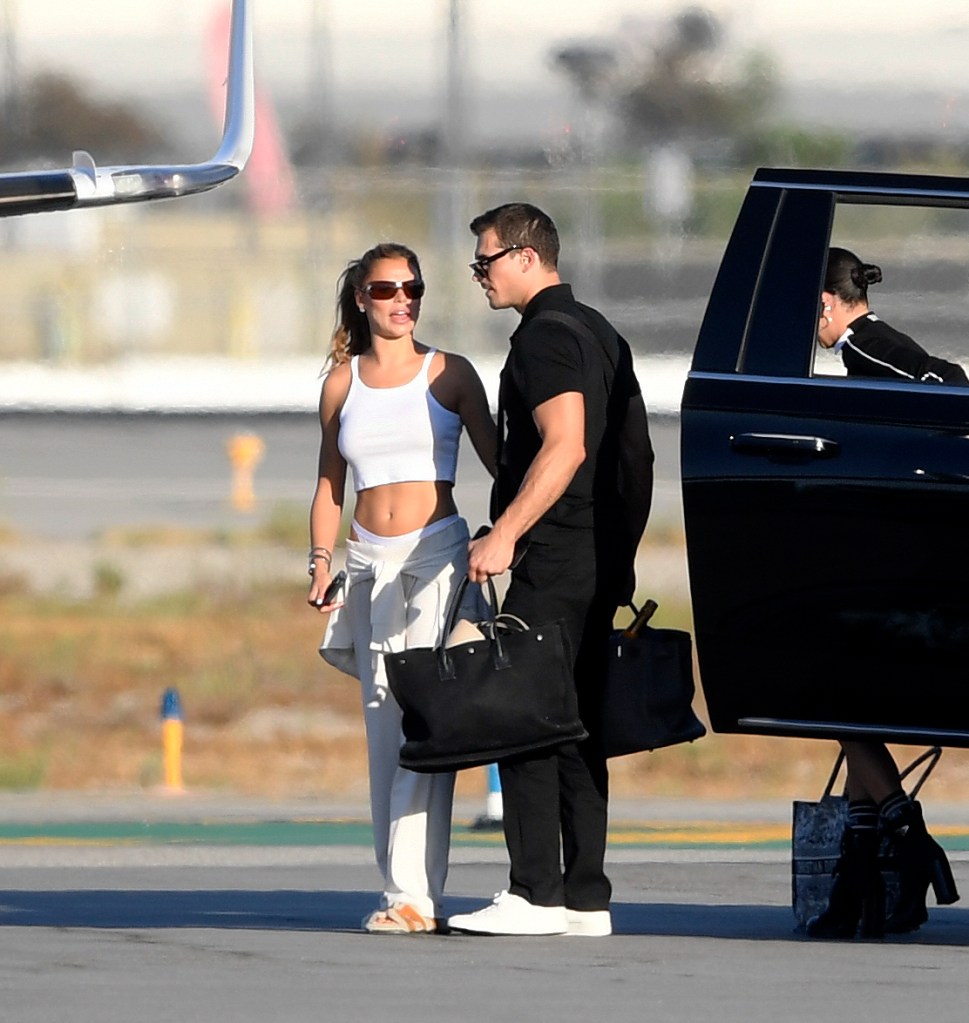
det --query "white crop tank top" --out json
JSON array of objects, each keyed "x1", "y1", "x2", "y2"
[{"x1": 338, "y1": 349, "x2": 462, "y2": 492}]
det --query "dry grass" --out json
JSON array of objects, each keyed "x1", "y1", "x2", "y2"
[
  {"x1": 0, "y1": 585, "x2": 367, "y2": 797},
  {"x1": 4, "y1": 581, "x2": 969, "y2": 802}
]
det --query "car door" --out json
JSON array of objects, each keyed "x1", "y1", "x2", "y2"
[{"x1": 681, "y1": 169, "x2": 969, "y2": 747}]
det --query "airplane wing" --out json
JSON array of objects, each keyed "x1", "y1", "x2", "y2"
[{"x1": 0, "y1": 0, "x2": 254, "y2": 219}]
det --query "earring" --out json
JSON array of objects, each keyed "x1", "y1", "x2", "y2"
[
  {"x1": 823, "y1": 305, "x2": 831, "y2": 312},
  {"x1": 357, "y1": 306, "x2": 365, "y2": 313}
]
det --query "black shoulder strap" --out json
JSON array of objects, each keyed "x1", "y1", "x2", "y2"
[{"x1": 531, "y1": 310, "x2": 617, "y2": 372}]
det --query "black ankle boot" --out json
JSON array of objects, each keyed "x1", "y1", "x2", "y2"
[
  {"x1": 883, "y1": 799, "x2": 960, "y2": 935},
  {"x1": 806, "y1": 825, "x2": 884, "y2": 939}
]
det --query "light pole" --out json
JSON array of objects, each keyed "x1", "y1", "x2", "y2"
[
  {"x1": 443, "y1": 0, "x2": 466, "y2": 167},
  {"x1": 308, "y1": 0, "x2": 334, "y2": 159},
  {"x1": 435, "y1": 0, "x2": 473, "y2": 348},
  {"x1": 1, "y1": 0, "x2": 21, "y2": 154}
]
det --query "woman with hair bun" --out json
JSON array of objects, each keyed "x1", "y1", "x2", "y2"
[
  {"x1": 806, "y1": 246, "x2": 963, "y2": 941},
  {"x1": 308, "y1": 242, "x2": 496, "y2": 934},
  {"x1": 818, "y1": 246, "x2": 968, "y2": 384}
]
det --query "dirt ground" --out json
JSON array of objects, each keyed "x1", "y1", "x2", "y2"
[{"x1": 3, "y1": 539, "x2": 969, "y2": 805}]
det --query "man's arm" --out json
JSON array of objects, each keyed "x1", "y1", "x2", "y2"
[{"x1": 467, "y1": 390, "x2": 585, "y2": 582}]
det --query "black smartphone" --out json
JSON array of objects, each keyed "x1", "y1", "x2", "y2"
[{"x1": 322, "y1": 570, "x2": 347, "y2": 605}]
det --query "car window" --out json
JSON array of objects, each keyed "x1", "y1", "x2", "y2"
[{"x1": 812, "y1": 203, "x2": 969, "y2": 383}]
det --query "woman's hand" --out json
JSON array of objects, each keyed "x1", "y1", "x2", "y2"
[{"x1": 307, "y1": 569, "x2": 345, "y2": 614}]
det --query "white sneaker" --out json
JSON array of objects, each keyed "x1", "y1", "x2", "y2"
[
  {"x1": 448, "y1": 891, "x2": 568, "y2": 935},
  {"x1": 565, "y1": 909, "x2": 612, "y2": 936}
]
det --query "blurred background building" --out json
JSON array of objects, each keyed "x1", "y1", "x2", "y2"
[{"x1": 3, "y1": 0, "x2": 969, "y2": 411}]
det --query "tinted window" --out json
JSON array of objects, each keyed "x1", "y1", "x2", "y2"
[{"x1": 813, "y1": 204, "x2": 969, "y2": 381}]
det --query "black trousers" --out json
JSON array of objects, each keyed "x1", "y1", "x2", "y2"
[{"x1": 498, "y1": 532, "x2": 615, "y2": 910}]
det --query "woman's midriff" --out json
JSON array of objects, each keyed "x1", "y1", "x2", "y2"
[{"x1": 351, "y1": 480, "x2": 457, "y2": 539}]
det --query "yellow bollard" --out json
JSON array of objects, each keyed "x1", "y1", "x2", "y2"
[
  {"x1": 161, "y1": 688, "x2": 184, "y2": 792},
  {"x1": 227, "y1": 432, "x2": 266, "y2": 512}
]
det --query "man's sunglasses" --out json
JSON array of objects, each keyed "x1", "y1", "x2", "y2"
[
  {"x1": 362, "y1": 280, "x2": 426, "y2": 301},
  {"x1": 469, "y1": 245, "x2": 523, "y2": 279}
]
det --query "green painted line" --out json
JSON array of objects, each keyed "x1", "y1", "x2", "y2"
[
  {"x1": 0, "y1": 820, "x2": 375, "y2": 847},
  {"x1": 1, "y1": 819, "x2": 968, "y2": 852}
]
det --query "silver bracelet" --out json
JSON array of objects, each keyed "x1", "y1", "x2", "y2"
[{"x1": 308, "y1": 552, "x2": 332, "y2": 576}]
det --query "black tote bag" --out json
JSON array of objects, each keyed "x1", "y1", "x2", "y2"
[
  {"x1": 791, "y1": 747, "x2": 942, "y2": 928},
  {"x1": 600, "y1": 606, "x2": 706, "y2": 758},
  {"x1": 385, "y1": 576, "x2": 587, "y2": 773}
]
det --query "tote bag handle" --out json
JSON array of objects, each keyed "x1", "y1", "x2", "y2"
[
  {"x1": 820, "y1": 745, "x2": 942, "y2": 801},
  {"x1": 438, "y1": 575, "x2": 508, "y2": 681}
]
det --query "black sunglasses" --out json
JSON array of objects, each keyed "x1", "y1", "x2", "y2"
[
  {"x1": 469, "y1": 245, "x2": 523, "y2": 279},
  {"x1": 362, "y1": 280, "x2": 426, "y2": 301}
]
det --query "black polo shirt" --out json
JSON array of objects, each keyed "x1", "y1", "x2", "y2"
[{"x1": 494, "y1": 283, "x2": 641, "y2": 540}]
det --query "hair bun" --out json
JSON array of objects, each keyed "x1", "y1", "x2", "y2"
[{"x1": 852, "y1": 263, "x2": 883, "y2": 288}]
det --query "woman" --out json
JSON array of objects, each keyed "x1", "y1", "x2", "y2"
[
  {"x1": 806, "y1": 247, "x2": 962, "y2": 939},
  {"x1": 817, "y1": 247, "x2": 968, "y2": 384},
  {"x1": 308, "y1": 242, "x2": 496, "y2": 934}
]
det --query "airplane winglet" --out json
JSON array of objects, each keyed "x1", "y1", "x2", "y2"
[{"x1": 0, "y1": 0, "x2": 255, "y2": 217}]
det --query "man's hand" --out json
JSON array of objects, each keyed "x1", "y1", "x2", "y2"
[{"x1": 467, "y1": 529, "x2": 516, "y2": 583}]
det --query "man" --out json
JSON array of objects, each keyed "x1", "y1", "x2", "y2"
[{"x1": 447, "y1": 203, "x2": 654, "y2": 937}]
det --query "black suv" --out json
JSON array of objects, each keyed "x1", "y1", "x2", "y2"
[{"x1": 682, "y1": 168, "x2": 969, "y2": 747}]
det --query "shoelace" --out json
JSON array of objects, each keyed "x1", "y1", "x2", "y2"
[{"x1": 485, "y1": 890, "x2": 509, "y2": 909}]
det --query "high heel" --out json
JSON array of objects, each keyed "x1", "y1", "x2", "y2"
[
  {"x1": 806, "y1": 825, "x2": 882, "y2": 939},
  {"x1": 930, "y1": 853, "x2": 959, "y2": 906},
  {"x1": 882, "y1": 799, "x2": 959, "y2": 935},
  {"x1": 859, "y1": 866, "x2": 885, "y2": 939}
]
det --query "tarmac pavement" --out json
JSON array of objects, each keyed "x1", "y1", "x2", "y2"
[
  {"x1": 2, "y1": 792, "x2": 969, "y2": 1023},
  {"x1": 3, "y1": 403, "x2": 969, "y2": 1021}
]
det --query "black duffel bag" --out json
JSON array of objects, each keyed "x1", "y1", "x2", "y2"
[{"x1": 600, "y1": 601, "x2": 706, "y2": 758}]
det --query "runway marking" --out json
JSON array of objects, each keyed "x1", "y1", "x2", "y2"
[
  {"x1": 0, "y1": 838, "x2": 141, "y2": 847},
  {"x1": 454, "y1": 822, "x2": 794, "y2": 847},
  {"x1": 2, "y1": 819, "x2": 968, "y2": 850}
]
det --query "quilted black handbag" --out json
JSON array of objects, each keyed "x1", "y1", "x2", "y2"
[
  {"x1": 600, "y1": 602, "x2": 706, "y2": 758},
  {"x1": 385, "y1": 576, "x2": 587, "y2": 773}
]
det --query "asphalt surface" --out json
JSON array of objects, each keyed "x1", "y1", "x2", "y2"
[
  {"x1": 0, "y1": 412, "x2": 689, "y2": 602},
  {"x1": 2, "y1": 794, "x2": 969, "y2": 1023},
  {"x1": 4, "y1": 416, "x2": 967, "y2": 1019},
  {"x1": 0, "y1": 411, "x2": 684, "y2": 541}
]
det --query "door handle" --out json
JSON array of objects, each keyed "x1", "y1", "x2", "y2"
[
  {"x1": 915, "y1": 468, "x2": 969, "y2": 484},
  {"x1": 730, "y1": 433, "x2": 840, "y2": 459}
]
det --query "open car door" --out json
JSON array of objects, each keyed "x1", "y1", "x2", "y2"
[{"x1": 682, "y1": 168, "x2": 969, "y2": 747}]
